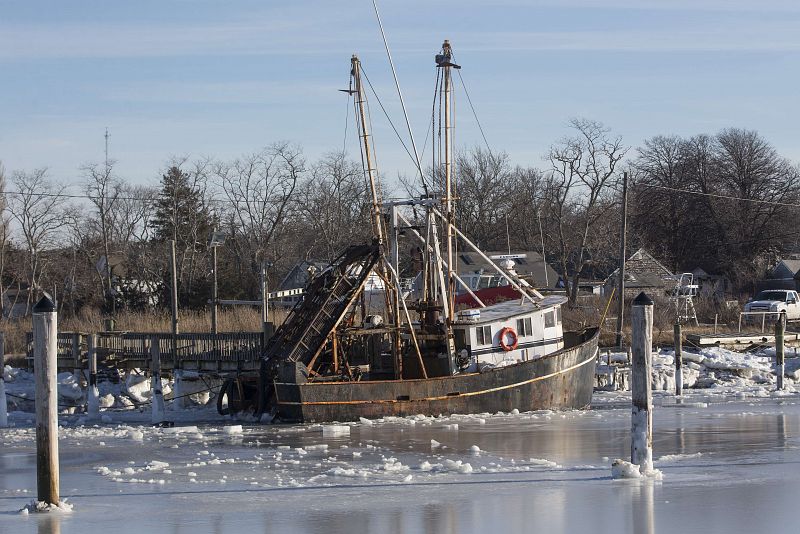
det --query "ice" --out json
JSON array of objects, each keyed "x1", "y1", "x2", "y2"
[
  {"x1": 359, "y1": 417, "x2": 374, "y2": 426},
  {"x1": 57, "y1": 372, "x2": 83, "y2": 401},
  {"x1": 128, "y1": 430, "x2": 144, "y2": 441},
  {"x1": 162, "y1": 425, "x2": 200, "y2": 434},
  {"x1": 470, "y1": 445, "x2": 481, "y2": 453},
  {"x1": 430, "y1": 439, "x2": 441, "y2": 448},
  {"x1": 222, "y1": 425, "x2": 243, "y2": 435},
  {"x1": 19, "y1": 500, "x2": 74, "y2": 514},
  {"x1": 322, "y1": 425, "x2": 350, "y2": 437},
  {"x1": 611, "y1": 459, "x2": 642, "y2": 479}
]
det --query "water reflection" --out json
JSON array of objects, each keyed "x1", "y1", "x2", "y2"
[
  {"x1": 631, "y1": 482, "x2": 655, "y2": 534},
  {"x1": 36, "y1": 513, "x2": 61, "y2": 534}
]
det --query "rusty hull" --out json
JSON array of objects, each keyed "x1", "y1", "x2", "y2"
[{"x1": 271, "y1": 327, "x2": 599, "y2": 423}]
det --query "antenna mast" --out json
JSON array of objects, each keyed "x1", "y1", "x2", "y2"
[{"x1": 104, "y1": 127, "x2": 109, "y2": 169}]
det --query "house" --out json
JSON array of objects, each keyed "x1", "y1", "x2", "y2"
[
  {"x1": 768, "y1": 259, "x2": 800, "y2": 281},
  {"x1": 1, "y1": 286, "x2": 33, "y2": 319},
  {"x1": 455, "y1": 250, "x2": 559, "y2": 290},
  {"x1": 690, "y1": 267, "x2": 731, "y2": 300},
  {"x1": 276, "y1": 259, "x2": 386, "y2": 307},
  {"x1": 603, "y1": 248, "x2": 675, "y2": 299}
]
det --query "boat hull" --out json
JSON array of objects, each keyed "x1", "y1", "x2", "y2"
[{"x1": 270, "y1": 327, "x2": 599, "y2": 423}]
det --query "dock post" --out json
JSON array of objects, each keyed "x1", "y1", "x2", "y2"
[
  {"x1": 172, "y1": 368, "x2": 185, "y2": 410},
  {"x1": 87, "y1": 334, "x2": 99, "y2": 420},
  {"x1": 776, "y1": 317, "x2": 785, "y2": 391},
  {"x1": 674, "y1": 323, "x2": 683, "y2": 397},
  {"x1": 150, "y1": 336, "x2": 166, "y2": 424},
  {"x1": 631, "y1": 292, "x2": 654, "y2": 475},
  {"x1": 0, "y1": 332, "x2": 7, "y2": 427},
  {"x1": 33, "y1": 296, "x2": 60, "y2": 505},
  {"x1": 71, "y1": 332, "x2": 82, "y2": 386}
]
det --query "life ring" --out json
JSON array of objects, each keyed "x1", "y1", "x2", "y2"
[{"x1": 499, "y1": 327, "x2": 518, "y2": 351}]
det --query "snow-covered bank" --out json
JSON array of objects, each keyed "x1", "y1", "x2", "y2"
[{"x1": 597, "y1": 345, "x2": 799, "y2": 398}]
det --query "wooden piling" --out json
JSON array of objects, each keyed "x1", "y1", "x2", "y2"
[
  {"x1": 776, "y1": 316, "x2": 785, "y2": 391},
  {"x1": 71, "y1": 332, "x2": 81, "y2": 384},
  {"x1": 87, "y1": 334, "x2": 99, "y2": 419},
  {"x1": 0, "y1": 332, "x2": 7, "y2": 427},
  {"x1": 150, "y1": 336, "x2": 166, "y2": 424},
  {"x1": 33, "y1": 296, "x2": 60, "y2": 505},
  {"x1": 674, "y1": 323, "x2": 683, "y2": 397},
  {"x1": 631, "y1": 292, "x2": 654, "y2": 475}
]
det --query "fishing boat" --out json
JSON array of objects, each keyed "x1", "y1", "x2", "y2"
[{"x1": 219, "y1": 41, "x2": 599, "y2": 423}]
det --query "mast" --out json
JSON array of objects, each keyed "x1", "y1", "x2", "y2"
[
  {"x1": 350, "y1": 55, "x2": 384, "y2": 245},
  {"x1": 435, "y1": 40, "x2": 460, "y2": 365},
  {"x1": 349, "y1": 55, "x2": 403, "y2": 377},
  {"x1": 437, "y1": 40, "x2": 459, "y2": 323}
]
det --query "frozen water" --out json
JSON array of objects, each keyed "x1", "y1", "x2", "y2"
[{"x1": 2, "y1": 375, "x2": 800, "y2": 533}]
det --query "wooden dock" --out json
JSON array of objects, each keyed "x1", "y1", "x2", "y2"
[
  {"x1": 25, "y1": 331, "x2": 264, "y2": 376},
  {"x1": 685, "y1": 331, "x2": 800, "y2": 348}
]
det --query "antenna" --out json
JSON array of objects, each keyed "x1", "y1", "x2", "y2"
[{"x1": 104, "y1": 127, "x2": 109, "y2": 169}]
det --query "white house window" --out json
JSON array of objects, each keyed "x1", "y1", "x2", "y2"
[
  {"x1": 516, "y1": 317, "x2": 533, "y2": 337},
  {"x1": 544, "y1": 311, "x2": 555, "y2": 328},
  {"x1": 476, "y1": 325, "x2": 492, "y2": 345}
]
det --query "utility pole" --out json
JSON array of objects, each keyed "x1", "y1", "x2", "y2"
[{"x1": 615, "y1": 171, "x2": 628, "y2": 348}]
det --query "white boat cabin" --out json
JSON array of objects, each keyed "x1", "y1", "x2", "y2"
[{"x1": 453, "y1": 296, "x2": 566, "y2": 370}]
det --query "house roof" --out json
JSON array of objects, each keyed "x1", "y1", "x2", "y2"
[
  {"x1": 604, "y1": 248, "x2": 674, "y2": 285},
  {"x1": 623, "y1": 271, "x2": 668, "y2": 289},
  {"x1": 775, "y1": 259, "x2": 800, "y2": 278},
  {"x1": 455, "y1": 250, "x2": 559, "y2": 288}
]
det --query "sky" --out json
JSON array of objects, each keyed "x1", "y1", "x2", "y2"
[{"x1": 1, "y1": 0, "x2": 800, "y2": 192}]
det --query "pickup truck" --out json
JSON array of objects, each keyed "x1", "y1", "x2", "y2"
[{"x1": 744, "y1": 289, "x2": 800, "y2": 321}]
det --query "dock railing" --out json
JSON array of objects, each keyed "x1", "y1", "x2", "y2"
[
  {"x1": 738, "y1": 311, "x2": 785, "y2": 333},
  {"x1": 26, "y1": 331, "x2": 265, "y2": 373}
]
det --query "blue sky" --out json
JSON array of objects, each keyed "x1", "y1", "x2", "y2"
[{"x1": 2, "y1": 0, "x2": 800, "y2": 190}]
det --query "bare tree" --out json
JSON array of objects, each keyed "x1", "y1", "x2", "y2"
[
  {"x1": 215, "y1": 142, "x2": 303, "y2": 288},
  {"x1": 546, "y1": 119, "x2": 627, "y2": 305},
  {"x1": 454, "y1": 147, "x2": 514, "y2": 248},
  {"x1": 82, "y1": 160, "x2": 123, "y2": 310},
  {"x1": 0, "y1": 161, "x2": 10, "y2": 318},
  {"x1": 7, "y1": 169, "x2": 75, "y2": 313},
  {"x1": 295, "y1": 151, "x2": 371, "y2": 261}
]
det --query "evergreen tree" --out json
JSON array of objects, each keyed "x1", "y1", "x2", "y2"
[{"x1": 151, "y1": 165, "x2": 212, "y2": 308}]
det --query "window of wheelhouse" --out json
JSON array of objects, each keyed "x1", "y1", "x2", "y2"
[
  {"x1": 516, "y1": 317, "x2": 533, "y2": 337},
  {"x1": 544, "y1": 311, "x2": 555, "y2": 328},
  {"x1": 555, "y1": 305, "x2": 562, "y2": 324},
  {"x1": 476, "y1": 325, "x2": 492, "y2": 345}
]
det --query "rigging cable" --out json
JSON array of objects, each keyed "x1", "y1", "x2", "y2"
[
  {"x1": 371, "y1": 0, "x2": 429, "y2": 194},
  {"x1": 359, "y1": 66, "x2": 417, "y2": 169},
  {"x1": 456, "y1": 69, "x2": 492, "y2": 153}
]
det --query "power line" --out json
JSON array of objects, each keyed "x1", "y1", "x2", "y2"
[
  {"x1": 637, "y1": 182, "x2": 800, "y2": 209},
  {"x1": 0, "y1": 189, "x2": 296, "y2": 206}
]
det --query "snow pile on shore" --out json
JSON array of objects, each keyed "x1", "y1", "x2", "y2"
[{"x1": 602, "y1": 346, "x2": 796, "y2": 396}]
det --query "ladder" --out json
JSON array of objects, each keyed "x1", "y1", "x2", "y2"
[{"x1": 263, "y1": 244, "x2": 381, "y2": 366}]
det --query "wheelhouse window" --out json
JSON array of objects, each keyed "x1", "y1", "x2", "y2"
[
  {"x1": 516, "y1": 317, "x2": 533, "y2": 337},
  {"x1": 556, "y1": 306, "x2": 562, "y2": 324},
  {"x1": 544, "y1": 311, "x2": 555, "y2": 328},
  {"x1": 476, "y1": 325, "x2": 492, "y2": 345}
]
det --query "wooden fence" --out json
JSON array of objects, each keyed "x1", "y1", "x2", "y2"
[{"x1": 26, "y1": 331, "x2": 265, "y2": 373}]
